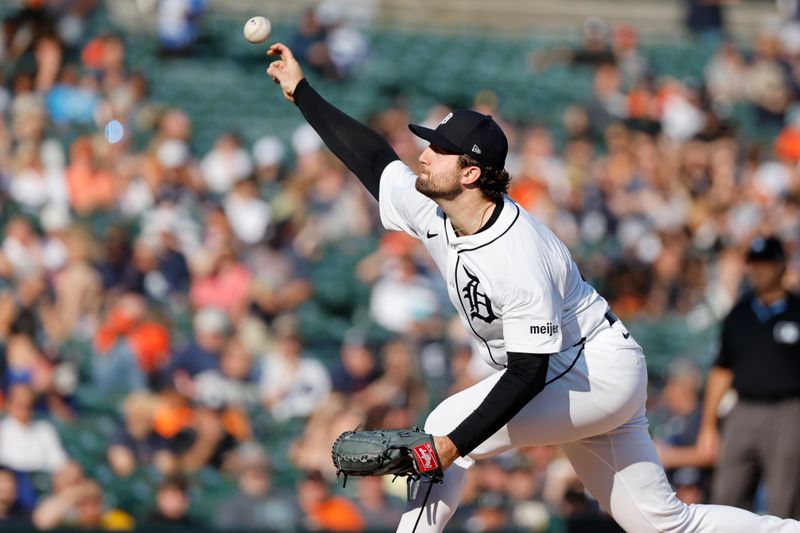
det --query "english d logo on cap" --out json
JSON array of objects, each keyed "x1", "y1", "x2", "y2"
[{"x1": 409, "y1": 110, "x2": 508, "y2": 170}]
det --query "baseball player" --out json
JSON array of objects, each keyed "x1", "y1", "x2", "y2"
[{"x1": 266, "y1": 43, "x2": 800, "y2": 532}]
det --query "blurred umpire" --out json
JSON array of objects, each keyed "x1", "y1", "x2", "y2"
[{"x1": 698, "y1": 236, "x2": 800, "y2": 518}]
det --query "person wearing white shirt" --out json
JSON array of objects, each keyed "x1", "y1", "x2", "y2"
[
  {"x1": 259, "y1": 317, "x2": 331, "y2": 422},
  {"x1": 0, "y1": 385, "x2": 68, "y2": 473}
]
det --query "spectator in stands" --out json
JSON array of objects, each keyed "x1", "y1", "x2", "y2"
[
  {"x1": 92, "y1": 293, "x2": 170, "y2": 393},
  {"x1": 48, "y1": 224, "x2": 103, "y2": 341},
  {"x1": 2, "y1": 303, "x2": 75, "y2": 421},
  {"x1": 293, "y1": 156, "x2": 372, "y2": 258},
  {"x1": 192, "y1": 336, "x2": 260, "y2": 409},
  {"x1": 199, "y1": 132, "x2": 253, "y2": 197},
  {"x1": 252, "y1": 135, "x2": 287, "y2": 199},
  {"x1": 612, "y1": 24, "x2": 648, "y2": 87},
  {"x1": 157, "y1": 0, "x2": 206, "y2": 57},
  {"x1": 177, "y1": 403, "x2": 242, "y2": 473},
  {"x1": 189, "y1": 238, "x2": 253, "y2": 321},
  {"x1": 684, "y1": 0, "x2": 730, "y2": 37},
  {"x1": 260, "y1": 314, "x2": 331, "y2": 422},
  {"x1": 2, "y1": 291, "x2": 52, "y2": 388},
  {"x1": 7, "y1": 137, "x2": 68, "y2": 213},
  {"x1": 774, "y1": 109, "x2": 800, "y2": 164},
  {"x1": 1, "y1": 216, "x2": 43, "y2": 280},
  {"x1": 584, "y1": 63, "x2": 627, "y2": 141},
  {"x1": 39, "y1": 204, "x2": 70, "y2": 274},
  {"x1": 144, "y1": 475, "x2": 198, "y2": 528},
  {"x1": 747, "y1": 30, "x2": 792, "y2": 128},
  {"x1": 509, "y1": 125, "x2": 568, "y2": 214},
  {"x1": 0, "y1": 467, "x2": 31, "y2": 526},
  {"x1": 153, "y1": 139, "x2": 202, "y2": 200},
  {"x1": 542, "y1": 453, "x2": 599, "y2": 518},
  {"x1": 0, "y1": 384, "x2": 68, "y2": 473},
  {"x1": 81, "y1": 33, "x2": 127, "y2": 76},
  {"x1": 530, "y1": 17, "x2": 614, "y2": 73},
  {"x1": 65, "y1": 137, "x2": 117, "y2": 215},
  {"x1": 297, "y1": 470, "x2": 365, "y2": 532},
  {"x1": 45, "y1": 64, "x2": 100, "y2": 127},
  {"x1": 290, "y1": 7, "x2": 336, "y2": 78},
  {"x1": 355, "y1": 339, "x2": 426, "y2": 421},
  {"x1": 215, "y1": 445, "x2": 298, "y2": 531},
  {"x1": 504, "y1": 460, "x2": 550, "y2": 530},
  {"x1": 651, "y1": 358, "x2": 713, "y2": 501},
  {"x1": 367, "y1": 253, "x2": 442, "y2": 337},
  {"x1": 2, "y1": 1, "x2": 64, "y2": 92},
  {"x1": 704, "y1": 42, "x2": 748, "y2": 107},
  {"x1": 95, "y1": 225, "x2": 133, "y2": 291},
  {"x1": 290, "y1": 394, "x2": 365, "y2": 476},
  {"x1": 33, "y1": 478, "x2": 134, "y2": 530},
  {"x1": 571, "y1": 17, "x2": 616, "y2": 67},
  {"x1": 320, "y1": 8, "x2": 370, "y2": 78},
  {"x1": 354, "y1": 476, "x2": 403, "y2": 529},
  {"x1": 51, "y1": 461, "x2": 86, "y2": 493},
  {"x1": 137, "y1": 196, "x2": 202, "y2": 270},
  {"x1": 247, "y1": 242, "x2": 313, "y2": 323},
  {"x1": 29, "y1": 461, "x2": 81, "y2": 525},
  {"x1": 224, "y1": 178, "x2": 272, "y2": 246},
  {"x1": 467, "y1": 491, "x2": 511, "y2": 532},
  {"x1": 168, "y1": 307, "x2": 228, "y2": 385},
  {"x1": 150, "y1": 386, "x2": 194, "y2": 450},
  {"x1": 120, "y1": 234, "x2": 190, "y2": 301},
  {"x1": 108, "y1": 391, "x2": 177, "y2": 478},
  {"x1": 330, "y1": 336, "x2": 381, "y2": 395}
]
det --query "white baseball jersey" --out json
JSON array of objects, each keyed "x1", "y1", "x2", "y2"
[
  {"x1": 379, "y1": 161, "x2": 800, "y2": 533},
  {"x1": 379, "y1": 160, "x2": 608, "y2": 368}
]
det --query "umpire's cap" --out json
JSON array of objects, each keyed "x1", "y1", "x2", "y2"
[
  {"x1": 746, "y1": 236, "x2": 785, "y2": 263},
  {"x1": 409, "y1": 110, "x2": 508, "y2": 170}
]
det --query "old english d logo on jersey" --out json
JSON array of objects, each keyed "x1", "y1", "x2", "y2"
[
  {"x1": 412, "y1": 442, "x2": 439, "y2": 472},
  {"x1": 462, "y1": 266, "x2": 497, "y2": 324}
]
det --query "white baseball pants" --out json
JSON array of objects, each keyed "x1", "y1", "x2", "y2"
[{"x1": 398, "y1": 321, "x2": 800, "y2": 533}]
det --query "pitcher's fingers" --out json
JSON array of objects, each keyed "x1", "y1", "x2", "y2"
[
  {"x1": 267, "y1": 43, "x2": 294, "y2": 62},
  {"x1": 278, "y1": 43, "x2": 295, "y2": 62}
]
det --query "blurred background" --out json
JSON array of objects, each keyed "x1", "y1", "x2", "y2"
[{"x1": 1, "y1": 0, "x2": 799, "y2": 531}]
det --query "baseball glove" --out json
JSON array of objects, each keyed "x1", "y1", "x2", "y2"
[{"x1": 331, "y1": 427, "x2": 444, "y2": 488}]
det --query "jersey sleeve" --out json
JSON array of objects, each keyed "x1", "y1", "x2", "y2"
[
  {"x1": 378, "y1": 160, "x2": 436, "y2": 239},
  {"x1": 501, "y1": 265, "x2": 563, "y2": 354}
]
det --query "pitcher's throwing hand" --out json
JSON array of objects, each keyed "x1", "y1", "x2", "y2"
[{"x1": 266, "y1": 43, "x2": 304, "y2": 102}]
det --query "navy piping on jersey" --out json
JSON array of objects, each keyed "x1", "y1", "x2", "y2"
[
  {"x1": 443, "y1": 199, "x2": 504, "y2": 242},
  {"x1": 454, "y1": 255, "x2": 503, "y2": 368},
  {"x1": 544, "y1": 337, "x2": 586, "y2": 386},
  {"x1": 456, "y1": 203, "x2": 520, "y2": 253}
]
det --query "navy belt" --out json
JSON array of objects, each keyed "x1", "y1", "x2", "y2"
[
  {"x1": 605, "y1": 310, "x2": 619, "y2": 327},
  {"x1": 739, "y1": 395, "x2": 800, "y2": 404}
]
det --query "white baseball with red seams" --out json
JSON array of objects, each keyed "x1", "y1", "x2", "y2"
[
  {"x1": 243, "y1": 16, "x2": 271, "y2": 44},
  {"x1": 378, "y1": 159, "x2": 800, "y2": 533}
]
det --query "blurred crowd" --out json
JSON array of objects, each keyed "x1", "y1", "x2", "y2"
[{"x1": 0, "y1": 0, "x2": 799, "y2": 531}]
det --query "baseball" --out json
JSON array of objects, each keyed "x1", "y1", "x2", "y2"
[{"x1": 243, "y1": 16, "x2": 271, "y2": 44}]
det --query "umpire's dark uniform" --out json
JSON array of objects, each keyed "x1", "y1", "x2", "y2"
[{"x1": 712, "y1": 238, "x2": 800, "y2": 518}]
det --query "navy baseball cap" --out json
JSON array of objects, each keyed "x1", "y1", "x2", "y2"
[
  {"x1": 409, "y1": 110, "x2": 508, "y2": 170},
  {"x1": 746, "y1": 236, "x2": 785, "y2": 262}
]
